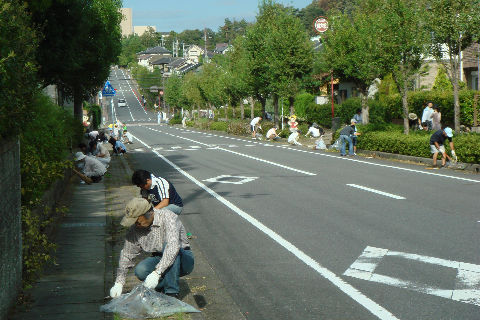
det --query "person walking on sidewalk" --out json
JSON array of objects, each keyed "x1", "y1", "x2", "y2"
[
  {"x1": 109, "y1": 198, "x2": 194, "y2": 299},
  {"x1": 430, "y1": 127, "x2": 456, "y2": 168},
  {"x1": 132, "y1": 169, "x2": 184, "y2": 215}
]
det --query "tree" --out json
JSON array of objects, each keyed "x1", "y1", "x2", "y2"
[
  {"x1": 0, "y1": 0, "x2": 39, "y2": 139},
  {"x1": 320, "y1": 9, "x2": 384, "y2": 124},
  {"x1": 265, "y1": 4, "x2": 314, "y2": 125},
  {"x1": 164, "y1": 74, "x2": 184, "y2": 112},
  {"x1": 182, "y1": 72, "x2": 204, "y2": 119},
  {"x1": 427, "y1": 0, "x2": 480, "y2": 131},
  {"x1": 432, "y1": 65, "x2": 453, "y2": 91},
  {"x1": 119, "y1": 34, "x2": 145, "y2": 66},
  {"x1": 371, "y1": 0, "x2": 430, "y2": 134},
  {"x1": 295, "y1": 1, "x2": 326, "y2": 36},
  {"x1": 27, "y1": 0, "x2": 123, "y2": 122}
]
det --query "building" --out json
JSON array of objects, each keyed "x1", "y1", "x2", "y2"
[
  {"x1": 185, "y1": 45, "x2": 204, "y2": 63},
  {"x1": 213, "y1": 43, "x2": 231, "y2": 55},
  {"x1": 120, "y1": 8, "x2": 133, "y2": 37},
  {"x1": 462, "y1": 43, "x2": 480, "y2": 90},
  {"x1": 134, "y1": 26, "x2": 157, "y2": 36}
]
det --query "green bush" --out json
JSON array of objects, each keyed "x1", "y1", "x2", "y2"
[
  {"x1": 304, "y1": 102, "x2": 338, "y2": 128},
  {"x1": 357, "y1": 131, "x2": 480, "y2": 164},
  {"x1": 228, "y1": 120, "x2": 249, "y2": 135},
  {"x1": 169, "y1": 114, "x2": 182, "y2": 125},
  {"x1": 20, "y1": 93, "x2": 82, "y2": 285},
  {"x1": 85, "y1": 104, "x2": 102, "y2": 129},
  {"x1": 294, "y1": 92, "x2": 314, "y2": 118},
  {"x1": 210, "y1": 121, "x2": 228, "y2": 132}
]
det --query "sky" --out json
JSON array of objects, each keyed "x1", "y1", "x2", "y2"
[{"x1": 122, "y1": 0, "x2": 314, "y2": 33}]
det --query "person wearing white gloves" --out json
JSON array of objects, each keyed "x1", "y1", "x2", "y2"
[
  {"x1": 429, "y1": 127, "x2": 456, "y2": 168},
  {"x1": 110, "y1": 198, "x2": 194, "y2": 299}
]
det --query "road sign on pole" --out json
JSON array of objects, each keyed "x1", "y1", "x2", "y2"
[
  {"x1": 314, "y1": 16, "x2": 329, "y2": 33},
  {"x1": 102, "y1": 80, "x2": 116, "y2": 97}
]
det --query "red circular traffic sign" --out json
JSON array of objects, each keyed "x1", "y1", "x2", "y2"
[{"x1": 314, "y1": 16, "x2": 328, "y2": 33}]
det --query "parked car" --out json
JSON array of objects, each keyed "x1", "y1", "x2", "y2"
[{"x1": 118, "y1": 99, "x2": 126, "y2": 107}]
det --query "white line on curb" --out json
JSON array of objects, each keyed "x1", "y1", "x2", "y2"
[
  {"x1": 131, "y1": 133, "x2": 399, "y2": 320},
  {"x1": 346, "y1": 184, "x2": 406, "y2": 200}
]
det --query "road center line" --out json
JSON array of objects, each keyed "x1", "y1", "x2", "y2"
[
  {"x1": 144, "y1": 126, "x2": 316, "y2": 176},
  {"x1": 131, "y1": 133, "x2": 398, "y2": 320},
  {"x1": 347, "y1": 184, "x2": 406, "y2": 200}
]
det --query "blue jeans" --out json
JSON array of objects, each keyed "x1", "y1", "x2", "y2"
[
  {"x1": 134, "y1": 248, "x2": 194, "y2": 294},
  {"x1": 340, "y1": 135, "x2": 353, "y2": 156},
  {"x1": 165, "y1": 204, "x2": 183, "y2": 215}
]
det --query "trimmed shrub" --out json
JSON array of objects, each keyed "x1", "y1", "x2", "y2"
[
  {"x1": 85, "y1": 104, "x2": 102, "y2": 129},
  {"x1": 228, "y1": 120, "x2": 249, "y2": 135},
  {"x1": 294, "y1": 92, "x2": 314, "y2": 118},
  {"x1": 357, "y1": 130, "x2": 480, "y2": 164},
  {"x1": 210, "y1": 121, "x2": 228, "y2": 132}
]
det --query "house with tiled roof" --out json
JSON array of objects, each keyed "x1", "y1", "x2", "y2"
[{"x1": 213, "y1": 43, "x2": 231, "y2": 55}]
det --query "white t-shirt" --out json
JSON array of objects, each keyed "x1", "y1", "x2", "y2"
[
  {"x1": 307, "y1": 127, "x2": 320, "y2": 137},
  {"x1": 88, "y1": 131, "x2": 99, "y2": 140},
  {"x1": 422, "y1": 107, "x2": 433, "y2": 123},
  {"x1": 83, "y1": 156, "x2": 107, "y2": 177},
  {"x1": 97, "y1": 143, "x2": 110, "y2": 158},
  {"x1": 250, "y1": 117, "x2": 261, "y2": 126},
  {"x1": 266, "y1": 128, "x2": 277, "y2": 137}
]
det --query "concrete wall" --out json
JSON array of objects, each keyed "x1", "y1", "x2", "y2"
[{"x1": 0, "y1": 138, "x2": 22, "y2": 320}]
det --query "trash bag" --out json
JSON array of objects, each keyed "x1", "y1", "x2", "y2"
[
  {"x1": 100, "y1": 284, "x2": 200, "y2": 319},
  {"x1": 329, "y1": 138, "x2": 340, "y2": 150},
  {"x1": 315, "y1": 137, "x2": 327, "y2": 150}
]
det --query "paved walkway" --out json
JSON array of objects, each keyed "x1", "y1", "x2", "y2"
[
  {"x1": 10, "y1": 147, "x2": 244, "y2": 320},
  {"x1": 10, "y1": 182, "x2": 108, "y2": 320}
]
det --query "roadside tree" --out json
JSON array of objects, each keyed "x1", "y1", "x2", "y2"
[
  {"x1": 426, "y1": 0, "x2": 480, "y2": 132},
  {"x1": 28, "y1": 0, "x2": 123, "y2": 123},
  {"x1": 320, "y1": 9, "x2": 384, "y2": 124},
  {"x1": 370, "y1": 0, "x2": 430, "y2": 134}
]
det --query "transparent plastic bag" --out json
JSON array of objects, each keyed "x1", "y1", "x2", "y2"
[
  {"x1": 315, "y1": 137, "x2": 326, "y2": 150},
  {"x1": 329, "y1": 138, "x2": 340, "y2": 150},
  {"x1": 100, "y1": 284, "x2": 200, "y2": 319}
]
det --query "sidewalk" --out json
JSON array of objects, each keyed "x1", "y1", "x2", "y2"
[
  {"x1": 9, "y1": 181, "x2": 108, "y2": 320},
  {"x1": 9, "y1": 147, "x2": 245, "y2": 320}
]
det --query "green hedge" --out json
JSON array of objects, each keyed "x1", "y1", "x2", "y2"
[
  {"x1": 84, "y1": 104, "x2": 102, "y2": 129},
  {"x1": 21, "y1": 93, "x2": 83, "y2": 285},
  {"x1": 297, "y1": 89, "x2": 479, "y2": 128},
  {"x1": 357, "y1": 131, "x2": 480, "y2": 164}
]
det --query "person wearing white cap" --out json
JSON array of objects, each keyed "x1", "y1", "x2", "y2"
[
  {"x1": 73, "y1": 152, "x2": 107, "y2": 182},
  {"x1": 429, "y1": 127, "x2": 456, "y2": 168},
  {"x1": 109, "y1": 198, "x2": 194, "y2": 299}
]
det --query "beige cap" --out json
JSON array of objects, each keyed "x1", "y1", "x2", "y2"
[{"x1": 120, "y1": 198, "x2": 152, "y2": 227}]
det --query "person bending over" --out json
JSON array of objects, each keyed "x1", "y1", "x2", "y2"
[{"x1": 132, "y1": 169, "x2": 183, "y2": 215}]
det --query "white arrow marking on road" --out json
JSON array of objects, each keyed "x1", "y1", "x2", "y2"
[
  {"x1": 203, "y1": 174, "x2": 258, "y2": 185},
  {"x1": 346, "y1": 184, "x2": 406, "y2": 200},
  {"x1": 132, "y1": 133, "x2": 398, "y2": 320},
  {"x1": 344, "y1": 246, "x2": 480, "y2": 307}
]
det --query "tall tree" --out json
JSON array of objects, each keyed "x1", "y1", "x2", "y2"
[
  {"x1": 320, "y1": 9, "x2": 384, "y2": 124},
  {"x1": 370, "y1": 0, "x2": 430, "y2": 134},
  {"x1": 28, "y1": 0, "x2": 123, "y2": 122},
  {"x1": 426, "y1": 0, "x2": 480, "y2": 132},
  {"x1": 295, "y1": 1, "x2": 326, "y2": 36}
]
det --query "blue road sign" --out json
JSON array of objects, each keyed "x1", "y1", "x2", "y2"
[{"x1": 102, "y1": 80, "x2": 116, "y2": 96}]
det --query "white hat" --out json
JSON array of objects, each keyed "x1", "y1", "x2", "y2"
[
  {"x1": 121, "y1": 198, "x2": 152, "y2": 227},
  {"x1": 74, "y1": 152, "x2": 86, "y2": 161},
  {"x1": 444, "y1": 127, "x2": 453, "y2": 138}
]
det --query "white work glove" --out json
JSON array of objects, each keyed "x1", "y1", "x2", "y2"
[
  {"x1": 144, "y1": 271, "x2": 160, "y2": 289},
  {"x1": 451, "y1": 150, "x2": 456, "y2": 157},
  {"x1": 110, "y1": 282, "x2": 123, "y2": 298}
]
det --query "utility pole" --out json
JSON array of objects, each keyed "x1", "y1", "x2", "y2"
[{"x1": 204, "y1": 28, "x2": 208, "y2": 62}]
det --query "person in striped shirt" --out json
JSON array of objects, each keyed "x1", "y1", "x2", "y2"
[{"x1": 132, "y1": 169, "x2": 183, "y2": 215}]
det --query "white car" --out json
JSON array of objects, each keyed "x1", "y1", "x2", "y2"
[{"x1": 118, "y1": 99, "x2": 126, "y2": 107}]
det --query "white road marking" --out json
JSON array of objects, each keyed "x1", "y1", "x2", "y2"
[
  {"x1": 344, "y1": 246, "x2": 480, "y2": 307},
  {"x1": 131, "y1": 133, "x2": 398, "y2": 320},
  {"x1": 144, "y1": 126, "x2": 316, "y2": 176},
  {"x1": 346, "y1": 184, "x2": 406, "y2": 200},
  {"x1": 203, "y1": 174, "x2": 258, "y2": 185}
]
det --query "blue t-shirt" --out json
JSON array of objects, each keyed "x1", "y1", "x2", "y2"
[{"x1": 146, "y1": 174, "x2": 183, "y2": 207}]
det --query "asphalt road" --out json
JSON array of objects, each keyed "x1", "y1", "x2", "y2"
[{"x1": 107, "y1": 68, "x2": 480, "y2": 320}]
